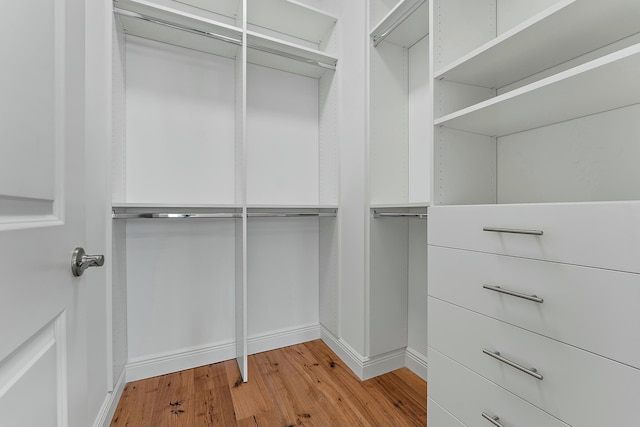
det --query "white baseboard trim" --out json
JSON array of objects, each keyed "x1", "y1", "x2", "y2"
[
  {"x1": 405, "y1": 347, "x2": 428, "y2": 381},
  {"x1": 94, "y1": 368, "x2": 126, "y2": 427},
  {"x1": 126, "y1": 340, "x2": 236, "y2": 382},
  {"x1": 320, "y1": 327, "x2": 406, "y2": 380},
  {"x1": 248, "y1": 324, "x2": 321, "y2": 355},
  {"x1": 126, "y1": 324, "x2": 322, "y2": 382}
]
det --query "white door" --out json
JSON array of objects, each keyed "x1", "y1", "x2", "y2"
[{"x1": 0, "y1": 1, "x2": 91, "y2": 426}]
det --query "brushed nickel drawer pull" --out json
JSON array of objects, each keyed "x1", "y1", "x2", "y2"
[
  {"x1": 483, "y1": 349, "x2": 543, "y2": 380},
  {"x1": 482, "y1": 413, "x2": 504, "y2": 427},
  {"x1": 483, "y1": 284, "x2": 544, "y2": 303},
  {"x1": 483, "y1": 227, "x2": 543, "y2": 236}
]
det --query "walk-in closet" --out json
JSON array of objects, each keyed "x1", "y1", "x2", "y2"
[{"x1": 7, "y1": 0, "x2": 640, "y2": 426}]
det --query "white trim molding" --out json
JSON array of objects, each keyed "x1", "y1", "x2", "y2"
[
  {"x1": 405, "y1": 346, "x2": 428, "y2": 381},
  {"x1": 95, "y1": 368, "x2": 126, "y2": 427},
  {"x1": 320, "y1": 326, "x2": 406, "y2": 380},
  {"x1": 125, "y1": 324, "x2": 322, "y2": 382}
]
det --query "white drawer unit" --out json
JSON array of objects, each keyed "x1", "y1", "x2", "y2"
[
  {"x1": 429, "y1": 245, "x2": 640, "y2": 368},
  {"x1": 428, "y1": 203, "x2": 640, "y2": 273},
  {"x1": 428, "y1": 348, "x2": 570, "y2": 427},
  {"x1": 428, "y1": 398, "x2": 466, "y2": 427},
  {"x1": 429, "y1": 298, "x2": 640, "y2": 427}
]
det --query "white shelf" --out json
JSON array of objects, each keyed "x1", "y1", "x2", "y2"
[
  {"x1": 370, "y1": 202, "x2": 429, "y2": 209},
  {"x1": 435, "y1": 43, "x2": 640, "y2": 137},
  {"x1": 247, "y1": 0, "x2": 337, "y2": 44},
  {"x1": 247, "y1": 31, "x2": 337, "y2": 78},
  {"x1": 371, "y1": 0, "x2": 429, "y2": 48},
  {"x1": 435, "y1": 0, "x2": 640, "y2": 88},
  {"x1": 115, "y1": 0, "x2": 242, "y2": 59},
  {"x1": 173, "y1": 0, "x2": 240, "y2": 19}
]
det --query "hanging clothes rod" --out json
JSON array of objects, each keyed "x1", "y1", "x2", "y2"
[
  {"x1": 247, "y1": 42, "x2": 337, "y2": 70},
  {"x1": 248, "y1": 212, "x2": 337, "y2": 218},
  {"x1": 372, "y1": 0, "x2": 427, "y2": 47},
  {"x1": 114, "y1": 8, "x2": 243, "y2": 46},
  {"x1": 112, "y1": 212, "x2": 242, "y2": 219},
  {"x1": 373, "y1": 212, "x2": 427, "y2": 219}
]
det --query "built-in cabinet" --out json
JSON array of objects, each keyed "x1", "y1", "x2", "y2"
[
  {"x1": 366, "y1": 0, "x2": 430, "y2": 379},
  {"x1": 110, "y1": 0, "x2": 339, "y2": 382},
  {"x1": 428, "y1": 0, "x2": 640, "y2": 425}
]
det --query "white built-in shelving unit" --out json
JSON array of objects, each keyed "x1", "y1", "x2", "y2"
[
  {"x1": 429, "y1": 1, "x2": 640, "y2": 425},
  {"x1": 366, "y1": 0, "x2": 430, "y2": 379},
  {"x1": 432, "y1": 0, "x2": 640, "y2": 206},
  {"x1": 110, "y1": 0, "x2": 339, "y2": 382}
]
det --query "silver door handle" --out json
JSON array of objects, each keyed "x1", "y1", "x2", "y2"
[
  {"x1": 483, "y1": 349, "x2": 543, "y2": 380},
  {"x1": 483, "y1": 284, "x2": 544, "y2": 303},
  {"x1": 71, "y1": 247, "x2": 105, "y2": 277},
  {"x1": 482, "y1": 413, "x2": 504, "y2": 427},
  {"x1": 483, "y1": 226, "x2": 543, "y2": 236}
]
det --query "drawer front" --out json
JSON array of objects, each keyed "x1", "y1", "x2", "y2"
[
  {"x1": 429, "y1": 298, "x2": 640, "y2": 427},
  {"x1": 428, "y1": 348, "x2": 570, "y2": 427},
  {"x1": 428, "y1": 398, "x2": 466, "y2": 427},
  {"x1": 428, "y1": 202, "x2": 640, "y2": 272},
  {"x1": 429, "y1": 245, "x2": 640, "y2": 368}
]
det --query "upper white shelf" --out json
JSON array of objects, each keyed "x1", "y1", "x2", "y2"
[
  {"x1": 115, "y1": 0, "x2": 242, "y2": 58},
  {"x1": 435, "y1": 43, "x2": 640, "y2": 137},
  {"x1": 435, "y1": 0, "x2": 640, "y2": 89},
  {"x1": 371, "y1": 0, "x2": 429, "y2": 48},
  {"x1": 173, "y1": 0, "x2": 240, "y2": 20},
  {"x1": 247, "y1": 0, "x2": 337, "y2": 45},
  {"x1": 370, "y1": 202, "x2": 430, "y2": 209},
  {"x1": 247, "y1": 31, "x2": 337, "y2": 79}
]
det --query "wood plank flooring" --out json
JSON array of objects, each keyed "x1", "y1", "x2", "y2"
[{"x1": 110, "y1": 340, "x2": 427, "y2": 427}]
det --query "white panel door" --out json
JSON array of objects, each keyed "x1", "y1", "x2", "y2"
[{"x1": 0, "y1": 1, "x2": 89, "y2": 426}]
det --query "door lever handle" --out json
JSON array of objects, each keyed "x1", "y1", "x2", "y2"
[{"x1": 71, "y1": 247, "x2": 105, "y2": 277}]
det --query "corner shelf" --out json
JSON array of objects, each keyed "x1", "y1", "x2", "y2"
[
  {"x1": 435, "y1": 43, "x2": 640, "y2": 137},
  {"x1": 115, "y1": 0, "x2": 242, "y2": 58},
  {"x1": 173, "y1": 0, "x2": 240, "y2": 20},
  {"x1": 247, "y1": 0, "x2": 337, "y2": 44},
  {"x1": 370, "y1": 0, "x2": 429, "y2": 48},
  {"x1": 434, "y1": 0, "x2": 640, "y2": 89}
]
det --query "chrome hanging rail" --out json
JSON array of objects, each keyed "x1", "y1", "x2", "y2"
[
  {"x1": 246, "y1": 41, "x2": 337, "y2": 70},
  {"x1": 372, "y1": 0, "x2": 427, "y2": 47},
  {"x1": 248, "y1": 212, "x2": 337, "y2": 218},
  {"x1": 112, "y1": 212, "x2": 242, "y2": 219},
  {"x1": 373, "y1": 211, "x2": 427, "y2": 219},
  {"x1": 114, "y1": 8, "x2": 243, "y2": 46}
]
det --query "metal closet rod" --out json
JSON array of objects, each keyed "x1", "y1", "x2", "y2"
[
  {"x1": 373, "y1": 211, "x2": 427, "y2": 219},
  {"x1": 248, "y1": 212, "x2": 337, "y2": 218},
  {"x1": 112, "y1": 212, "x2": 337, "y2": 219},
  {"x1": 372, "y1": 0, "x2": 427, "y2": 47},
  {"x1": 114, "y1": 8, "x2": 336, "y2": 70},
  {"x1": 247, "y1": 42, "x2": 337, "y2": 70},
  {"x1": 112, "y1": 212, "x2": 242, "y2": 219}
]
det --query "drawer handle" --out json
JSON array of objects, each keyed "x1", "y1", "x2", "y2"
[
  {"x1": 482, "y1": 413, "x2": 505, "y2": 427},
  {"x1": 483, "y1": 284, "x2": 544, "y2": 303},
  {"x1": 483, "y1": 349, "x2": 543, "y2": 380},
  {"x1": 483, "y1": 227, "x2": 543, "y2": 236}
]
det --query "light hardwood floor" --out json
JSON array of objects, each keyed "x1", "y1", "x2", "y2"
[{"x1": 110, "y1": 339, "x2": 427, "y2": 426}]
